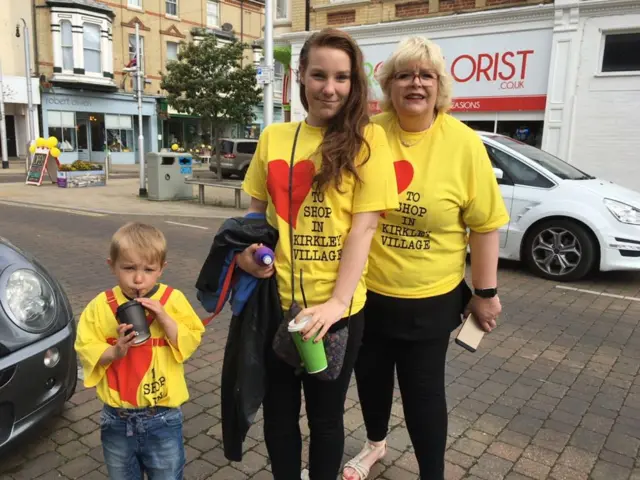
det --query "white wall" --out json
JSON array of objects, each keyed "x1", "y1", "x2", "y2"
[{"x1": 570, "y1": 13, "x2": 640, "y2": 191}]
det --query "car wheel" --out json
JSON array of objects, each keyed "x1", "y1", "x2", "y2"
[{"x1": 523, "y1": 219, "x2": 597, "y2": 282}]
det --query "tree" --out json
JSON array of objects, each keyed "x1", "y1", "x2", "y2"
[
  {"x1": 161, "y1": 34, "x2": 261, "y2": 179},
  {"x1": 274, "y1": 46, "x2": 292, "y2": 121}
]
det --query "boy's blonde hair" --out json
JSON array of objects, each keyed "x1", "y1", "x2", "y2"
[
  {"x1": 376, "y1": 36, "x2": 453, "y2": 114},
  {"x1": 109, "y1": 222, "x2": 167, "y2": 265}
]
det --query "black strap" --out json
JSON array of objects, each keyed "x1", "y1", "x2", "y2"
[
  {"x1": 287, "y1": 122, "x2": 353, "y2": 319},
  {"x1": 288, "y1": 123, "x2": 303, "y2": 310}
]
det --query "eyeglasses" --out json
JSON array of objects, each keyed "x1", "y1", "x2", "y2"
[{"x1": 393, "y1": 70, "x2": 438, "y2": 86}]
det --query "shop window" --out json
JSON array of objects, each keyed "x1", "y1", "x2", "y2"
[
  {"x1": 496, "y1": 121, "x2": 543, "y2": 148},
  {"x1": 167, "y1": 42, "x2": 179, "y2": 64},
  {"x1": 166, "y1": 0, "x2": 178, "y2": 16},
  {"x1": 207, "y1": 0, "x2": 219, "y2": 27},
  {"x1": 106, "y1": 114, "x2": 135, "y2": 152},
  {"x1": 48, "y1": 111, "x2": 77, "y2": 151},
  {"x1": 602, "y1": 32, "x2": 640, "y2": 73},
  {"x1": 129, "y1": 35, "x2": 145, "y2": 71},
  {"x1": 61, "y1": 21, "x2": 74, "y2": 71}
]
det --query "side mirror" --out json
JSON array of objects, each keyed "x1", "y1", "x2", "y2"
[{"x1": 493, "y1": 167, "x2": 504, "y2": 180}]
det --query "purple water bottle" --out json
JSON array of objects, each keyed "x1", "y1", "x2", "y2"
[{"x1": 254, "y1": 246, "x2": 274, "y2": 266}]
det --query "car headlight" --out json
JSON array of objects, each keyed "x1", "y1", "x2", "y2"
[
  {"x1": 604, "y1": 198, "x2": 640, "y2": 225},
  {"x1": 1, "y1": 269, "x2": 57, "y2": 333}
]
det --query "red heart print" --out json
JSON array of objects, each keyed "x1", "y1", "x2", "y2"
[
  {"x1": 106, "y1": 341, "x2": 153, "y2": 407},
  {"x1": 381, "y1": 160, "x2": 415, "y2": 218},
  {"x1": 267, "y1": 159, "x2": 315, "y2": 228},
  {"x1": 394, "y1": 160, "x2": 414, "y2": 195}
]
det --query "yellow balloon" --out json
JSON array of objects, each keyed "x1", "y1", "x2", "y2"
[
  {"x1": 36, "y1": 137, "x2": 46, "y2": 147},
  {"x1": 171, "y1": 143, "x2": 179, "y2": 151},
  {"x1": 50, "y1": 147, "x2": 61, "y2": 158},
  {"x1": 29, "y1": 144, "x2": 36, "y2": 154},
  {"x1": 47, "y1": 136, "x2": 59, "y2": 148}
]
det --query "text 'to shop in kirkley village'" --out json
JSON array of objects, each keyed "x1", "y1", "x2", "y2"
[{"x1": 279, "y1": 0, "x2": 640, "y2": 191}]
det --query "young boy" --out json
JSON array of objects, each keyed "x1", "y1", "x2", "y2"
[{"x1": 74, "y1": 222, "x2": 204, "y2": 479}]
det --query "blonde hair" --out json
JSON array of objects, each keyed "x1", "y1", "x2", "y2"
[
  {"x1": 376, "y1": 36, "x2": 453, "y2": 114},
  {"x1": 109, "y1": 222, "x2": 167, "y2": 265}
]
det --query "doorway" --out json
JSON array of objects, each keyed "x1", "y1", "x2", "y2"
[
  {"x1": 0, "y1": 115, "x2": 17, "y2": 157},
  {"x1": 76, "y1": 113, "x2": 105, "y2": 161}
]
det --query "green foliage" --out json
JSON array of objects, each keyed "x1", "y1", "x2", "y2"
[
  {"x1": 160, "y1": 34, "x2": 261, "y2": 129},
  {"x1": 273, "y1": 46, "x2": 292, "y2": 70}
]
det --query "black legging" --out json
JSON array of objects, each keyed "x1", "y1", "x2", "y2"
[
  {"x1": 262, "y1": 311, "x2": 364, "y2": 480},
  {"x1": 353, "y1": 285, "x2": 468, "y2": 480},
  {"x1": 355, "y1": 329, "x2": 449, "y2": 479}
]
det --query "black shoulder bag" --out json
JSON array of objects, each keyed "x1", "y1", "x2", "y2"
[{"x1": 271, "y1": 123, "x2": 352, "y2": 381}]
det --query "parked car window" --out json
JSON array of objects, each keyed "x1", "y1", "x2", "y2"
[
  {"x1": 486, "y1": 144, "x2": 555, "y2": 189},
  {"x1": 236, "y1": 142, "x2": 257, "y2": 155},
  {"x1": 217, "y1": 141, "x2": 234, "y2": 155},
  {"x1": 490, "y1": 135, "x2": 593, "y2": 180}
]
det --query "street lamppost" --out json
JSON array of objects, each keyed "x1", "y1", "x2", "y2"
[
  {"x1": 16, "y1": 19, "x2": 36, "y2": 171},
  {"x1": 262, "y1": 0, "x2": 274, "y2": 128}
]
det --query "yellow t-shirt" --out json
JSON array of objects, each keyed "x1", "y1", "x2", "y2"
[
  {"x1": 367, "y1": 112, "x2": 510, "y2": 299},
  {"x1": 242, "y1": 121, "x2": 398, "y2": 314},
  {"x1": 74, "y1": 284, "x2": 204, "y2": 409}
]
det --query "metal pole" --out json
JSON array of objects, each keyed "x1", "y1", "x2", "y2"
[
  {"x1": 263, "y1": 0, "x2": 274, "y2": 127},
  {"x1": 22, "y1": 19, "x2": 35, "y2": 171},
  {"x1": 0, "y1": 60, "x2": 9, "y2": 169},
  {"x1": 136, "y1": 23, "x2": 146, "y2": 197}
]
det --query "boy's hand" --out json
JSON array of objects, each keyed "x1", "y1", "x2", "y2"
[
  {"x1": 136, "y1": 297, "x2": 171, "y2": 324},
  {"x1": 135, "y1": 297, "x2": 178, "y2": 346},
  {"x1": 114, "y1": 323, "x2": 137, "y2": 359}
]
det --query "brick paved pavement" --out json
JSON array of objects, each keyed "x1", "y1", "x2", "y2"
[{"x1": 1, "y1": 204, "x2": 640, "y2": 479}]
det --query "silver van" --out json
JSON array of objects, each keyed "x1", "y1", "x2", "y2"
[{"x1": 208, "y1": 138, "x2": 258, "y2": 179}]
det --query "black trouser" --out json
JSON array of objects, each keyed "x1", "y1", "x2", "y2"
[
  {"x1": 354, "y1": 285, "x2": 469, "y2": 480},
  {"x1": 263, "y1": 311, "x2": 364, "y2": 480}
]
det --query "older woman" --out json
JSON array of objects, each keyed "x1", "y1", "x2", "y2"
[{"x1": 343, "y1": 36, "x2": 510, "y2": 480}]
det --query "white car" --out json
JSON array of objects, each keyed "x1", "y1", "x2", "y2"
[{"x1": 478, "y1": 132, "x2": 640, "y2": 282}]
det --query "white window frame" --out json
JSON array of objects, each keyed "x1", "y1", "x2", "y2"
[
  {"x1": 275, "y1": 0, "x2": 288, "y2": 20},
  {"x1": 166, "y1": 41, "x2": 179, "y2": 64},
  {"x1": 60, "y1": 20, "x2": 73, "y2": 72},
  {"x1": 207, "y1": 0, "x2": 219, "y2": 27},
  {"x1": 166, "y1": 0, "x2": 178, "y2": 17},
  {"x1": 598, "y1": 30, "x2": 640, "y2": 76},
  {"x1": 82, "y1": 22, "x2": 102, "y2": 75},
  {"x1": 128, "y1": 0, "x2": 142, "y2": 8},
  {"x1": 49, "y1": 6, "x2": 114, "y2": 86},
  {"x1": 129, "y1": 34, "x2": 145, "y2": 72}
]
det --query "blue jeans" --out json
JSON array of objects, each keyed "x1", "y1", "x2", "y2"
[{"x1": 100, "y1": 405, "x2": 185, "y2": 480}]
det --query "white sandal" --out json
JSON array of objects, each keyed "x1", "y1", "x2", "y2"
[{"x1": 342, "y1": 441, "x2": 387, "y2": 480}]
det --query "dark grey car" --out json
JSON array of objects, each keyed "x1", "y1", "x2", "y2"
[{"x1": 0, "y1": 236, "x2": 77, "y2": 452}]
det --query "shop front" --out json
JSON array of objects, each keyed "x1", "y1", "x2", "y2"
[
  {"x1": 41, "y1": 89, "x2": 158, "y2": 164},
  {"x1": 285, "y1": 7, "x2": 554, "y2": 148}
]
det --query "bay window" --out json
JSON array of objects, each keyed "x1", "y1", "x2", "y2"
[{"x1": 83, "y1": 23, "x2": 101, "y2": 74}]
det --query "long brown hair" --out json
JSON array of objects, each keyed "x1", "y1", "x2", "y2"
[{"x1": 299, "y1": 28, "x2": 370, "y2": 192}]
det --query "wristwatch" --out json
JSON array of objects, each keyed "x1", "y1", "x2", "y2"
[{"x1": 474, "y1": 287, "x2": 498, "y2": 299}]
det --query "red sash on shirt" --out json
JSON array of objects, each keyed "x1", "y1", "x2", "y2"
[{"x1": 104, "y1": 287, "x2": 173, "y2": 407}]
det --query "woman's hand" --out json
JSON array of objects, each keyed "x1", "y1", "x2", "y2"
[
  {"x1": 236, "y1": 243, "x2": 275, "y2": 278},
  {"x1": 466, "y1": 295, "x2": 501, "y2": 333},
  {"x1": 297, "y1": 297, "x2": 349, "y2": 342}
]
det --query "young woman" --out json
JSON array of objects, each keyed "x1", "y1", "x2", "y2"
[
  {"x1": 237, "y1": 28, "x2": 398, "y2": 480},
  {"x1": 343, "y1": 36, "x2": 510, "y2": 480}
]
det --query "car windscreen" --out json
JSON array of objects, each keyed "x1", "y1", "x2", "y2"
[{"x1": 490, "y1": 136, "x2": 594, "y2": 180}]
